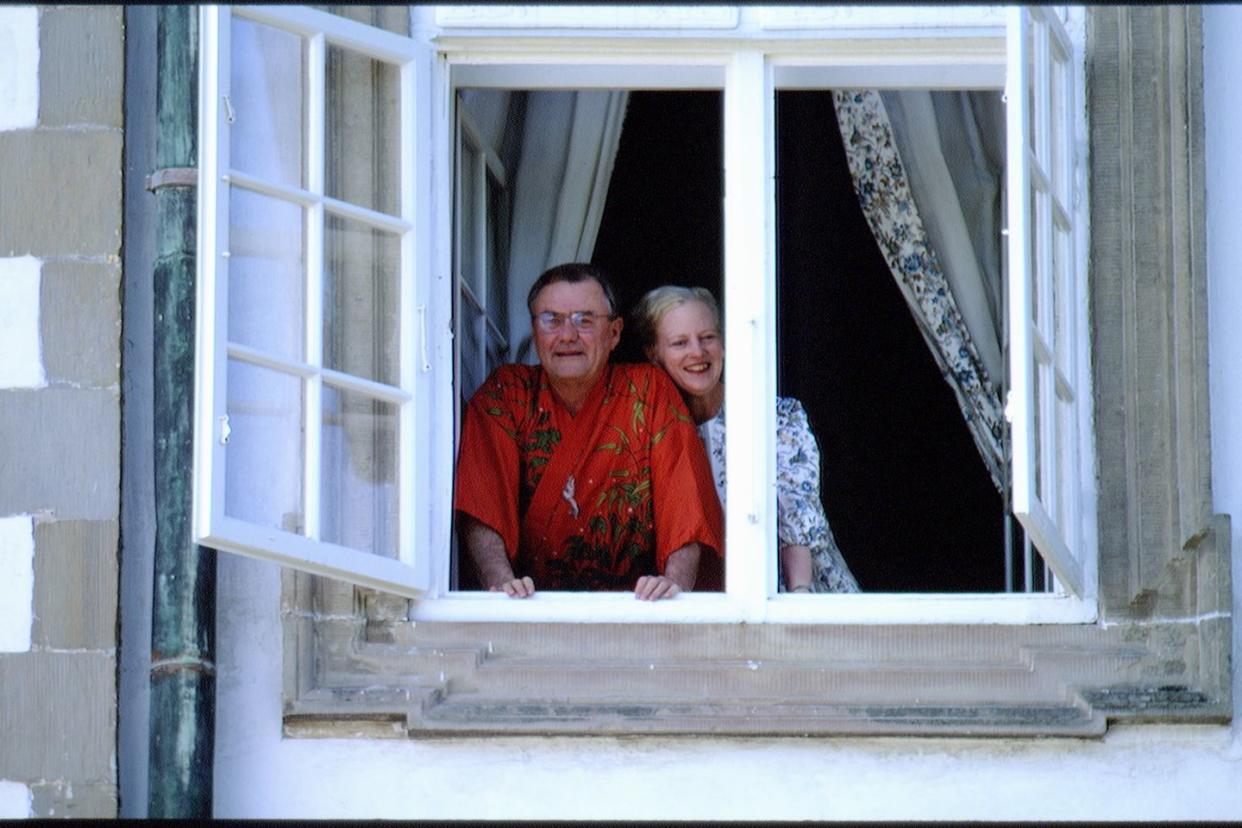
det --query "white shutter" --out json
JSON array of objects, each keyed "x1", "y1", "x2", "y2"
[
  {"x1": 195, "y1": 6, "x2": 429, "y2": 596},
  {"x1": 1005, "y1": 6, "x2": 1086, "y2": 597}
]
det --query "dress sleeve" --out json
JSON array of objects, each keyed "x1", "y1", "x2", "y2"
[
  {"x1": 453, "y1": 368, "x2": 524, "y2": 562},
  {"x1": 774, "y1": 397, "x2": 830, "y2": 548}
]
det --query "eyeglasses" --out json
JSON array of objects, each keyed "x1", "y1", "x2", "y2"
[{"x1": 532, "y1": 310, "x2": 615, "y2": 333}]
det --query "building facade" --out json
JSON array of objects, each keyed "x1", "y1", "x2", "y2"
[{"x1": 1, "y1": 4, "x2": 1241, "y2": 819}]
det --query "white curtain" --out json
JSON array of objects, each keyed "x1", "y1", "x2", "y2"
[
  {"x1": 506, "y1": 91, "x2": 629, "y2": 362},
  {"x1": 833, "y1": 90, "x2": 1006, "y2": 491}
]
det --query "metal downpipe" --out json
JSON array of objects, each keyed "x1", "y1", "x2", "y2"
[{"x1": 148, "y1": 5, "x2": 216, "y2": 818}]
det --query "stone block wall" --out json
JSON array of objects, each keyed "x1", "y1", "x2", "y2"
[{"x1": 0, "y1": 6, "x2": 123, "y2": 819}]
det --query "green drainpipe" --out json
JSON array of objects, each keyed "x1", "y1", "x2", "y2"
[{"x1": 148, "y1": 5, "x2": 216, "y2": 818}]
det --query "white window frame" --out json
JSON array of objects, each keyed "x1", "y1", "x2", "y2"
[{"x1": 194, "y1": 5, "x2": 1097, "y2": 626}]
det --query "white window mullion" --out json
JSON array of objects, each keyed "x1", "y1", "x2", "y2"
[
  {"x1": 303, "y1": 32, "x2": 326, "y2": 542},
  {"x1": 196, "y1": 6, "x2": 231, "y2": 538},
  {"x1": 723, "y1": 50, "x2": 776, "y2": 618},
  {"x1": 398, "y1": 55, "x2": 422, "y2": 579}
]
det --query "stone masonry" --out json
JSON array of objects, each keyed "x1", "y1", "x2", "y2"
[{"x1": 0, "y1": 6, "x2": 123, "y2": 819}]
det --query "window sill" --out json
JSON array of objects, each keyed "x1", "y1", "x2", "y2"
[{"x1": 407, "y1": 590, "x2": 1098, "y2": 625}]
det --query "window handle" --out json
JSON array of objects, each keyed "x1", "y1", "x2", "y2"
[
  {"x1": 219, "y1": 414, "x2": 231, "y2": 445},
  {"x1": 222, "y1": 95, "x2": 236, "y2": 124}
]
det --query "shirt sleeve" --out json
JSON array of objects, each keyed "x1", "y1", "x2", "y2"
[
  {"x1": 453, "y1": 368, "x2": 524, "y2": 562},
  {"x1": 774, "y1": 397, "x2": 829, "y2": 548},
  {"x1": 646, "y1": 368, "x2": 725, "y2": 572}
]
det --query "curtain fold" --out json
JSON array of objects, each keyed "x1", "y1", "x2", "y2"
[
  {"x1": 832, "y1": 89, "x2": 1005, "y2": 491},
  {"x1": 507, "y1": 90, "x2": 629, "y2": 362}
]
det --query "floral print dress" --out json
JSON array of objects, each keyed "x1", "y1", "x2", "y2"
[{"x1": 697, "y1": 397, "x2": 861, "y2": 593}]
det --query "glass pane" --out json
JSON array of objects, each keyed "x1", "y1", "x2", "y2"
[
  {"x1": 225, "y1": 360, "x2": 304, "y2": 533},
  {"x1": 325, "y1": 45, "x2": 400, "y2": 216},
  {"x1": 1033, "y1": 352, "x2": 1043, "y2": 501},
  {"x1": 459, "y1": 142, "x2": 481, "y2": 296},
  {"x1": 228, "y1": 187, "x2": 305, "y2": 359},
  {"x1": 459, "y1": 300, "x2": 484, "y2": 401},
  {"x1": 229, "y1": 17, "x2": 305, "y2": 188},
  {"x1": 320, "y1": 384, "x2": 398, "y2": 558},
  {"x1": 323, "y1": 214, "x2": 400, "y2": 386},
  {"x1": 1056, "y1": 393, "x2": 1073, "y2": 530},
  {"x1": 1051, "y1": 54, "x2": 1070, "y2": 205},
  {"x1": 1026, "y1": 21, "x2": 1039, "y2": 157},
  {"x1": 1053, "y1": 222, "x2": 1071, "y2": 374},
  {"x1": 486, "y1": 172, "x2": 510, "y2": 345}
]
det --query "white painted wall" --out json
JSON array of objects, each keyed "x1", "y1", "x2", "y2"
[
  {"x1": 0, "y1": 257, "x2": 46, "y2": 390},
  {"x1": 0, "y1": 7, "x2": 38, "y2": 132},
  {"x1": 212, "y1": 8, "x2": 1242, "y2": 818},
  {"x1": 0, "y1": 780, "x2": 32, "y2": 819},
  {"x1": 1205, "y1": 6, "x2": 1242, "y2": 719},
  {"x1": 0, "y1": 516, "x2": 35, "y2": 654}
]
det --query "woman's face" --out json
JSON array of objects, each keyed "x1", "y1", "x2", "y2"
[{"x1": 651, "y1": 299, "x2": 723, "y2": 399}]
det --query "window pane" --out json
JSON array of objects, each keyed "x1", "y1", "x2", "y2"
[
  {"x1": 325, "y1": 45, "x2": 400, "y2": 216},
  {"x1": 486, "y1": 172, "x2": 510, "y2": 346},
  {"x1": 777, "y1": 89, "x2": 1006, "y2": 592},
  {"x1": 320, "y1": 384, "x2": 398, "y2": 557},
  {"x1": 323, "y1": 214, "x2": 400, "y2": 386},
  {"x1": 458, "y1": 300, "x2": 484, "y2": 401},
  {"x1": 227, "y1": 187, "x2": 305, "y2": 359},
  {"x1": 225, "y1": 360, "x2": 304, "y2": 533},
  {"x1": 229, "y1": 17, "x2": 305, "y2": 188},
  {"x1": 459, "y1": 142, "x2": 481, "y2": 297}
]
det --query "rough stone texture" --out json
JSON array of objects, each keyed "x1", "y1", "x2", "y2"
[
  {"x1": 30, "y1": 781, "x2": 117, "y2": 819},
  {"x1": 0, "y1": 388, "x2": 119, "y2": 520},
  {"x1": 0, "y1": 129, "x2": 123, "y2": 258},
  {"x1": 38, "y1": 7, "x2": 123, "y2": 129},
  {"x1": 40, "y1": 258, "x2": 122, "y2": 387},
  {"x1": 32, "y1": 519, "x2": 118, "y2": 651},
  {"x1": 0, "y1": 652, "x2": 116, "y2": 782}
]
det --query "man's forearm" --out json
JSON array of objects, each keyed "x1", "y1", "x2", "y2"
[
  {"x1": 663, "y1": 542, "x2": 701, "y2": 591},
  {"x1": 461, "y1": 516, "x2": 515, "y2": 588}
]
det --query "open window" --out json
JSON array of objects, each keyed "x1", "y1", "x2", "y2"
[
  {"x1": 194, "y1": 5, "x2": 1092, "y2": 610},
  {"x1": 194, "y1": 5, "x2": 433, "y2": 595}
]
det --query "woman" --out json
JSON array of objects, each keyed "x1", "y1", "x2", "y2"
[{"x1": 633, "y1": 285, "x2": 860, "y2": 593}]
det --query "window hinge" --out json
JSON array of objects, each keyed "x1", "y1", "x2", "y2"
[{"x1": 145, "y1": 167, "x2": 198, "y2": 192}]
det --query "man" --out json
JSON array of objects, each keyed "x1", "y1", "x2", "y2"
[{"x1": 454, "y1": 263, "x2": 723, "y2": 600}]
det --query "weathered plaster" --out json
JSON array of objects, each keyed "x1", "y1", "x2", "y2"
[
  {"x1": 0, "y1": 7, "x2": 38, "y2": 131},
  {"x1": 0, "y1": 515, "x2": 35, "y2": 653},
  {"x1": 0, "y1": 256, "x2": 46, "y2": 389}
]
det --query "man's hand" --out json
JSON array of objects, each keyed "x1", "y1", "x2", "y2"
[
  {"x1": 490, "y1": 576, "x2": 535, "y2": 598},
  {"x1": 634, "y1": 575, "x2": 681, "y2": 601},
  {"x1": 460, "y1": 514, "x2": 534, "y2": 599},
  {"x1": 634, "y1": 542, "x2": 700, "y2": 600}
]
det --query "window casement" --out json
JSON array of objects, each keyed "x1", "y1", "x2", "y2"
[{"x1": 194, "y1": 5, "x2": 1231, "y2": 737}]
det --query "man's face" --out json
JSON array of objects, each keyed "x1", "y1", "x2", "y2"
[{"x1": 530, "y1": 279, "x2": 622, "y2": 390}]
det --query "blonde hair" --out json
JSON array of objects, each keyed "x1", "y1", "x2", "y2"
[{"x1": 632, "y1": 285, "x2": 722, "y2": 359}]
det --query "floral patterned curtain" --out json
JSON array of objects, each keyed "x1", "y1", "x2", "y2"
[{"x1": 831, "y1": 89, "x2": 1004, "y2": 491}]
